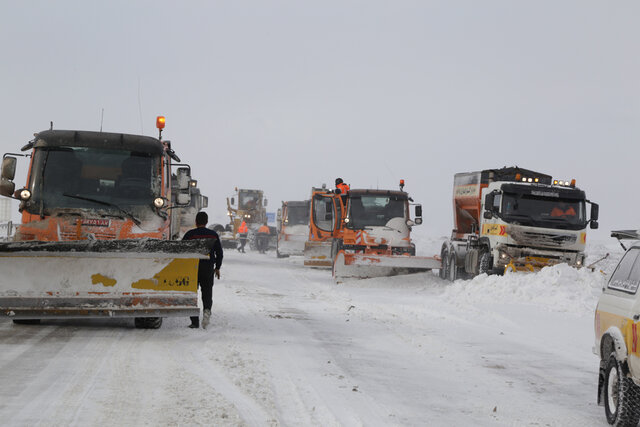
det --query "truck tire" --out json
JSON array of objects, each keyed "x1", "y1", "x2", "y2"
[
  {"x1": 479, "y1": 251, "x2": 492, "y2": 275},
  {"x1": 448, "y1": 253, "x2": 457, "y2": 282},
  {"x1": 604, "y1": 353, "x2": 640, "y2": 426},
  {"x1": 439, "y1": 247, "x2": 449, "y2": 279},
  {"x1": 135, "y1": 317, "x2": 163, "y2": 329}
]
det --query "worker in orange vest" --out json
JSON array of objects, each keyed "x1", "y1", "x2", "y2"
[
  {"x1": 335, "y1": 178, "x2": 350, "y2": 195},
  {"x1": 257, "y1": 222, "x2": 271, "y2": 254},
  {"x1": 237, "y1": 219, "x2": 248, "y2": 253}
]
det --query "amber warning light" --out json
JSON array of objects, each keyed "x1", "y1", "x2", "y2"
[{"x1": 156, "y1": 116, "x2": 166, "y2": 129}]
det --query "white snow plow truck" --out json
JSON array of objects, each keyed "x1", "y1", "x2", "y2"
[
  {"x1": 276, "y1": 199, "x2": 310, "y2": 258},
  {"x1": 440, "y1": 166, "x2": 599, "y2": 281},
  {"x1": 0, "y1": 118, "x2": 211, "y2": 328}
]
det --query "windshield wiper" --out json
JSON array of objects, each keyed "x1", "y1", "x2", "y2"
[{"x1": 62, "y1": 193, "x2": 141, "y2": 226}]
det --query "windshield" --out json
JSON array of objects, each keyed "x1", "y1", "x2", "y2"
[
  {"x1": 28, "y1": 147, "x2": 161, "y2": 215},
  {"x1": 286, "y1": 205, "x2": 309, "y2": 225},
  {"x1": 239, "y1": 192, "x2": 261, "y2": 210},
  {"x1": 501, "y1": 192, "x2": 586, "y2": 230},
  {"x1": 348, "y1": 195, "x2": 406, "y2": 228}
]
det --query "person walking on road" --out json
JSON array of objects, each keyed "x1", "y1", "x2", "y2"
[
  {"x1": 237, "y1": 219, "x2": 248, "y2": 253},
  {"x1": 182, "y1": 211, "x2": 223, "y2": 329}
]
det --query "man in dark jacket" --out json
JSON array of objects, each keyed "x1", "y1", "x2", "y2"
[{"x1": 182, "y1": 211, "x2": 223, "y2": 329}]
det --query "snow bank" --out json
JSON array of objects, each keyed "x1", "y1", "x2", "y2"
[{"x1": 444, "y1": 263, "x2": 606, "y2": 316}]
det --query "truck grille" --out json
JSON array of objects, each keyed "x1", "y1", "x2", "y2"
[{"x1": 510, "y1": 230, "x2": 577, "y2": 247}]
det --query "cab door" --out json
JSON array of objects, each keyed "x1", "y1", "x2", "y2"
[{"x1": 310, "y1": 194, "x2": 338, "y2": 241}]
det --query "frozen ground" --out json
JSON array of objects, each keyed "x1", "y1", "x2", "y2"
[{"x1": 0, "y1": 237, "x2": 626, "y2": 426}]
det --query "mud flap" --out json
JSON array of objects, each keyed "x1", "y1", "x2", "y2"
[
  {"x1": 0, "y1": 239, "x2": 210, "y2": 319},
  {"x1": 332, "y1": 250, "x2": 441, "y2": 281},
  {"x1": 303, "y1": 241, "x2": 333, "y2": 268}
]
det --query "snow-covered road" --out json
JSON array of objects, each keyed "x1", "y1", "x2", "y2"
[{"x1": 0, "y1": 244, "x2": 617, "y2": 426}]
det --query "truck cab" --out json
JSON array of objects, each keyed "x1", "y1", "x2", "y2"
[
  {"x1": 480, "y1": 178, "x2": 598, "y2": 272},
  {"x1": 0, "y1": 128, "x2": 193, "y2": 242}
]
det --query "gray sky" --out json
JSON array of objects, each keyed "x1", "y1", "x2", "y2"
[{"x1": 1, "y1": 1, "x2": 638, "y2": 241}]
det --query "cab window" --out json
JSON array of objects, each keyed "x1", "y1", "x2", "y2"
[
  {"x1": 608, "y1": 248, "x2": 640, "y2": 294},
  {"x1": 313, "y1": 195, "x2": 334, "y2": 232}
]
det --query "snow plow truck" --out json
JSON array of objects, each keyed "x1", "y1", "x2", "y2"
[
  {"x1": 215, "y1": 188, "x2": 276, "y2": 250},
  {"x1": 440, "y1": 166, "x2": 599, "y2": 281},
  {"x1": 304, "y1": 181, "x2": 440, "y2": 280},
  {"x1": 276, "y1": 199, "x2": 310, "y2": 258},
  {"x1": 0, "y1": 118, "x2": 211, "y2": 328}
]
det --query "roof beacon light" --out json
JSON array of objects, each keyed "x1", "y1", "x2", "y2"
[
  {"x1": 400, "y1": 179, "x2": 405, "y2": 191},
  {"x1": 156, "y1": 116, "x2": 166, "y2": 140},
  {"x1": 570, "y1": 179, "x2": 576, "y2": 187},
  {"x1": 515, "y1": 173, "x2": 521, "y2": 181},
  {"x1": 156, "y1": 116, "x2": 166, "y2": 129}
]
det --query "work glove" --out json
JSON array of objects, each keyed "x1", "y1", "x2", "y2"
[{"x1": 215, "y1": 269, "x2": 221, "y2": 280}]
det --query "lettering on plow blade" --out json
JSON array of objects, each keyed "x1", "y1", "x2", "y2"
[
  {"x1": 91, "y1": 274, "x2": 117, "y2": 287},
  {"x1": 132, "y1": 258, "x2": 199, "y2": 292}
]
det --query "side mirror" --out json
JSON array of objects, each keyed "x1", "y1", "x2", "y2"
[
  {"x1": 202, "y1": 196, "x2": 209, "y2": 208},
  {"x1": 176, "y1": 167, "x2": 191, "y2": 191},
  {"x1": 484, "y1": 192, "x2": 495, "y2": 212},
  {"x1": 231, "y1": 197, "x2": 235, "y2": 205},
  {"x1": 590, "y1": 203, "x2": 599, "y2": 221},
  {"x1": 1, "y1": 157, "x2": 16, "y2": 181},
  {"x1": 414, "y1": 205, "x2": 422, "y2": 218},
  {"x1": 483, "y1": 211, "x2": 493, "y2": 220},
  {"x1": 590, "y1": 220, "x2": 599, "y2": 230},
  {"x1": 0, "y1": 179, "x2": 15, "y2": 197},
  {"x1": 277, "y1": 209, "x2": 282, "y2": 221},
  {"x1": 264, "y1": 198, "x2": 268, "y2": 207}
]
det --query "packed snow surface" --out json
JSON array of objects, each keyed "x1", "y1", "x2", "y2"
[{"x1": 0, "y1": 239, "x2": 623, "y2": 426}]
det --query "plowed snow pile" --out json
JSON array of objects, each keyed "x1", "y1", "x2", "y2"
[{"x1": 445, "y1": 264, "x2": 606, "y2": 315}]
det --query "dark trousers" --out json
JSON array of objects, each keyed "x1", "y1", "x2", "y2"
[{"x1": 190, "y1": 270, "x2": 214, "y2": 326}]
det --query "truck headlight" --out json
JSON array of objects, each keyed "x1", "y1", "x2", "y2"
[
  {"x1": 153, "y1": 197, "x2": 165, "y2": 208},
  {"x1": 19, "y1": 189, "x2": 31, "y2": 201}
]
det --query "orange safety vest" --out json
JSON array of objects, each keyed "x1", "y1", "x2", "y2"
[
  {"x1": 551, "y1": 206, "x2": 576, "y2": 217},
  {"x1": 238, "y1": 222, "x2": 248, "y2": 233},
  {"x1": 258, "y1": 225, "x2": 270, "y2": 233},
  {"x1": 337, "y1": 182, "x2": 350, "y2": 194}
]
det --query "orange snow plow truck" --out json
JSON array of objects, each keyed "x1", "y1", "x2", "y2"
[
  {"x1": 305, "y1": 180, "x2": 440, "y2": 280},
  {"x1": 0, "y1": 118, "x2": 211, "y2": 328}
]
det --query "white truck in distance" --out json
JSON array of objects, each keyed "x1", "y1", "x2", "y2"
[{"x1": 440, "y1": 167, "x2": 599, "y2": 280}]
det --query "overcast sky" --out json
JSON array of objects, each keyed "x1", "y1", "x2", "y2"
[{"x1": 1, "y1": 1, "x2": 638, "y2": 241}]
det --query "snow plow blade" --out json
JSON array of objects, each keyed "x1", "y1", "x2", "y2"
[
  {"x1": 303, "y1": 241, "x2": 333, "y2": 268},
  {"x1": 333, "y1": 250, "x2": 441, "y2": 281},
  {"x1": 0, "y1": 239, "x2": 211, "y2": 320}
]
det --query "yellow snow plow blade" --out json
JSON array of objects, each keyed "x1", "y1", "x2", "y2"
[
  {"x1": 303, "y1": 241, "x2": 333, "y2": 268},
  {"x1": 332, "y1": 250, "x2": 441, "y2": 281},
  {"x1": 503, "y1": 256, "x2": 555, "y2": 274},
  {"x1": 0, "y1": 239, "x2": 210, "y2": 320}
]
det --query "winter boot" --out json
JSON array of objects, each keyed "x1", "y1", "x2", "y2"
[{"x1": 202, "y1": 309, "x2": 211, "y2": 329}]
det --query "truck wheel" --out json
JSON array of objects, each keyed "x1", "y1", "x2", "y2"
[
  {"x1": 479, "y1": 251, "x2": 492, "y2": 275},
  {"x1": 135, "y1": 317, "x2": 163, "y2": 329},
  {"x1": 447, "y1": 253, "x2": 457, "y2": 282},
  {"x1": 604, "y1": 353, "x2": 640, "y2": 426},
  {"x1": 439, "y1": 248, "x2": 449, "y2": 279},
  {"x1": 12, "y1": 319, "x2": 41, "y2": 325}
]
